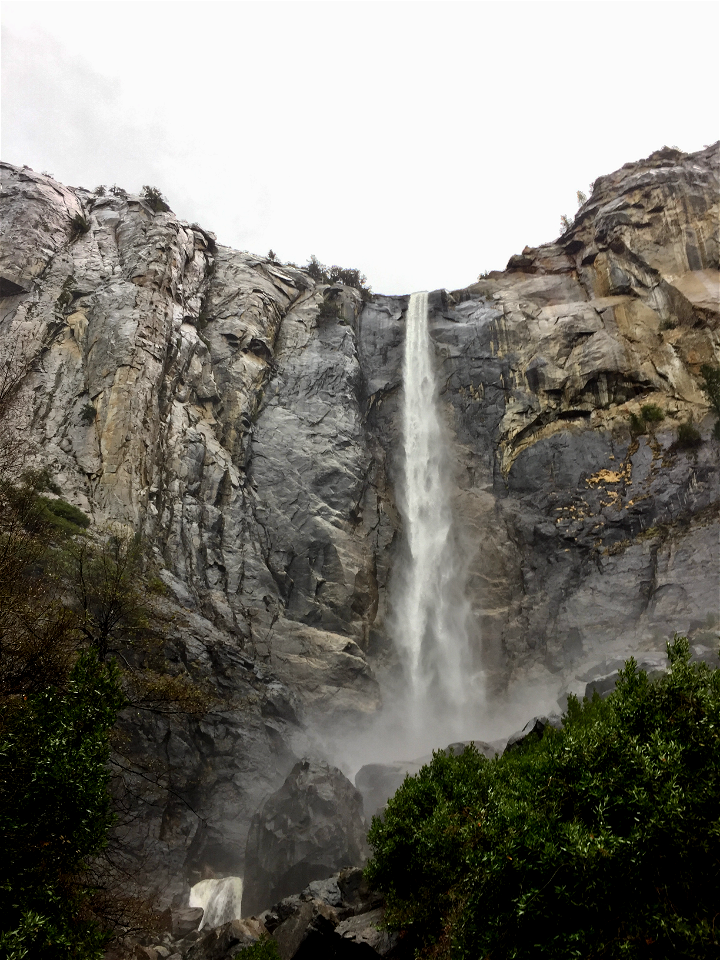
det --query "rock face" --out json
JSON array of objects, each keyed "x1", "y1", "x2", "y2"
[
  {"x1": 1, "y1": 144, "x2": 718, "y2": 902},
  {"x1": 242, "y1": 760, "x2": 370, "y2": 917}
]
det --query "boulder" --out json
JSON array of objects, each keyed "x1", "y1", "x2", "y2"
[
  {"x1": 242, "y1": 760, "x2": 370, "y2": 916},
  {"x1": 170, "y1": 906, "x2": 204, "y2": 938},
  {"x1": 504, "y1": 715, "x2": 563, "y2": 753},
  {"x1": 185, "y1": 918, "x2": 267, "y2": 960}
]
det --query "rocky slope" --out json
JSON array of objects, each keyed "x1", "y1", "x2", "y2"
[{"x1": 0, "y1": 143, "x2": 718, "y2": 907}]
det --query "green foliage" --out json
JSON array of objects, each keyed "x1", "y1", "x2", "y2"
[
  {"x1": 366, "y1": 636, "x2": 720, "y2": 959},
  {"x1": 68, "y1": 213, "x2": 90, "y2": 243},
  {"x1": 317, "y1": 294, "x2": 341, "y2": 322},
  {"x1": 677, "y1": 419, "x2": 702, "y2": 449},
  {"x1": 0, "y1": 652, "x2": 125, "y2": 959},
  {"x1": 239, "y1": 935, "x2": 282, "y2": 958},
  {"x1": 108, "y1": 185, "x2": 127, "y2": 199},
  {"x1": 38, "y1": 497, "x2": 91, "y2": 535},
  {"x1": 304, "y1": 255, "x2": 372, "y2": 301},
  {"x1": 699, "y1": 364, "x2": 720, "y2": 440},
  {"x1": 628, "y1": 411, "x2": 645, "y2": 436},
  {"x1": 629, "y1": 403, "x2": 666, "y2": 437},
  {"x1": 640, "y1": 402, "x2": 665, "y2": 424},
  {"x1": 559, "y1": 214, "x2": 573, "y2": 234},
  {"x1": 576, "y1": 189, "x2": 587, "y2": 206},
  {"x1": 141, "y1": 185, "x2": 170, "y2": 213},
  {"x1": 59, "y1": 530, "x2": 148, "y2": 662},
  {"x1": 267, "y1": 249, "x2": 277, "y2": 262},
  {"x1": 80, "y1": 402, "x2": 97, "y2": 425}
]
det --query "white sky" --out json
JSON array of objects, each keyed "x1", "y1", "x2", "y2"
[{"x1": 2, "y1": 1, "x2": 719, "y2": 295}]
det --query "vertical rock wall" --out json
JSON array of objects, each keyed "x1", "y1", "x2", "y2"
[{"x1": 1, "y1": 143, "x2": 718, "y2": 902}]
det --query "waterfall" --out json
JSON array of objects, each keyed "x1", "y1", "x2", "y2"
[
  {"x1": 189, "y1": 876, "x2": 244, "y2": 930},
  {"x1": 392, "y1": 291, "x2": 478, "y2": 741}
]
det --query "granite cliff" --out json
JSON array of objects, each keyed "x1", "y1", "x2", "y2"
[{"x1": 0, "y1": 143, "x2": 718, "y2": 908}]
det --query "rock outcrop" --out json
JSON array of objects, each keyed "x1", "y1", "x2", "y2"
[
  {"x1": 242, "y1": 760, "x2": 369, "y2": 917},
  {"x1": 1, "y1": 143, "x2": 718, "y2": 903}
]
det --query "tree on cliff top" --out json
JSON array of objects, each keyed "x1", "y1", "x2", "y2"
[{"x1": 366, "y1": 635, "x2": 720, "y2": 959}]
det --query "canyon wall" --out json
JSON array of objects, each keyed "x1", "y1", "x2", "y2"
[{"x1": 1, "y1": 143, "x2": 717, "y2": 904}]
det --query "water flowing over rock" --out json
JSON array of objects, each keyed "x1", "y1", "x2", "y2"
[
  {"x1": 391, "y1": 291, "x2": 479, "y2": 742},
  {"x1": 189, "y1": 877, "x2": 244, "y2": 930},
  {"x1": 0, "y1": 143, "x2": 718, "y2": 907}
]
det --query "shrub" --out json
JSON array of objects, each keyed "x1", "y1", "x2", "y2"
[
  {"x1": 141, "y1": 185, "x2": 170, "y2": 213},
  {"x1": 640, "y1": 403, "x2": 665, "y2": 424},
  {"x1": 317, "y1": 295, "x2": 341, "y2": 322},
  {"x1": 699, "y1": 364, "x2": 720, "y2": 440},
  {"x1": 304, "y1": 255, "x2": 372, "y2": 302},
  {"x1": 109, "y1": 185, "x2": 127, "y2": 198},
  {"x1": 80, "y1": 402, "x2": 97, "y2": 425},
  {"x1": 629, "y1": 403, "x2": 666, "y2": 437},
  {"x1": 267, "y1": 249, "x2": 277, "y2": 262},
  {"x1": 68, "y1": 213, "x2": 90, "y2": 243},
  {"x1": 628, "y1": 411, "x2": 645, "y2": 436},
  {"x1": 677, "y1": 420, "x2": 702, "y2": 449},
  {"x1": 0, "y1": 652, "x2": 125, "y2": 959},
  {"x1": 37, "y1": 497, "x2": 90, "y2": 535},
  {"x1": 366, "y1": 636, "x2": 720, "y2": 959},
  {"x1": 241, "y1": 937, "x2": 281, "y2": 959},
  {"x1": 560, "y1": 214, "x2": 573, "y2": 234}
]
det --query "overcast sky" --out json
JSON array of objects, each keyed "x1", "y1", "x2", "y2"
[{"x1": 2, "y1": 1, "x2": 719, "y2": 295}]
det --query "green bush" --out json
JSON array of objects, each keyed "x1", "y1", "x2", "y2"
[
  {"x1": 80, "y1": 402, "x2": 97, "y2": 425},
  {"x1": 68, "y1": 213, "x2": 90, "y2": 243},
  {"x1": 628, "y1": 411, "x2": 645, "y2": 436},
  {"x1": 141, "y1": 185, "x2": 170, "y2": 213},
  {"x1": 677, "y1": 420, "x2": 702, "y2": 449},
  {"x1": 304, "y1": 255, "x2": 372, "y2": 302},
  {"x1": 240, "y1": 936, "x2": 281, "y2": 958},
  {"x1": 37, "y1": 497, "x2": 90, "y2": 535},
  {"x1": 699, "y1": 364, "x2": 720, "y2": 440},
  {"x1": 630, "y1": 404, "x2": 665, "y2": 437},
  {"x1": 640, "y1": 403, "x2": 665, "y2": 424},
  {"x1": 0, "y1": 652, "x2": 125, "y2": 959},
  {"x1": 366, "y1": 636, "x2": 720, "y2": 959}
]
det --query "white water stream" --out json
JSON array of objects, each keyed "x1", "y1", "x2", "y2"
[{"x1": 392, "y1": 291, "x2": 479, "y2": 741}]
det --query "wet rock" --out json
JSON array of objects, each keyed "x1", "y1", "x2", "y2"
[
  {"x1": 504, "y1": 715, "x2": 563, "y2": 753},
  {"x1": 171, "y1": 907, "x2": 205, "y2": 938},
  {"x1": 354, "y1": 761, "x2": 423, "y2": 820},
  {"x1": 336, "y1": 907, "x2": 401, "y2": 955},
  {"x1": 1, "y1": 144, "x2": 718, "y2": 908},
  {"x1": 242, "y1": 760, "x2": 370, "y2": 916},
  {"x1": 185, "y1": 918, "x2": 268, "y2": 960}
]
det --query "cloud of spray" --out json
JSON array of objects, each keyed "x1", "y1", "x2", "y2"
[{"x1": 317, "y1": 293, "x2": 562, "y2": 783}]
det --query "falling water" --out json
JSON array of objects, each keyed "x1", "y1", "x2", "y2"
[{"x1": 392, "y1": 291, "x2": 478, "y2": 742}]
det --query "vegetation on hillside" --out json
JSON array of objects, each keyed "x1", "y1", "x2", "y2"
[
  {"x1": 304, "y1": 254, "x2": 373, "y2": 301},
  {"x1": 366, "y1": 636, "x2": 720, "y2": 958},
  {"x1": 0, "y1": 344, "x2": 213, "y2": 955}
]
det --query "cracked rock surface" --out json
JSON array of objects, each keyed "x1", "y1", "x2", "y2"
[{"x1": 1, "y1": 143, "x2": 718, "y2": 902}]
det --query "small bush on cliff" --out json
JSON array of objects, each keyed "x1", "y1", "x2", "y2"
[
  {"x1": 629, "y1": 403, "x2": 666, "y2": 437},
  {"x1": 141, "y1": 185, "x2": 170, "y2": 213},
  {"x1": 699, "y1": 364, "x2": 720, "y2": 440},
  {"x1": 677, "y1": 419, "x2": 702, "y2": 450},
  {"x1": 366, "y1": 635, "x2": 720, "y2": 959},
  {"x1": 640, "y1": 402, "x2": 665, "y2": 424},
  {"x1": 68, "y1": 212, "x2": 90, "y2": 242},
  {"x1": 304, "y1": 254, "x2": 372, "y2": 301}
]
